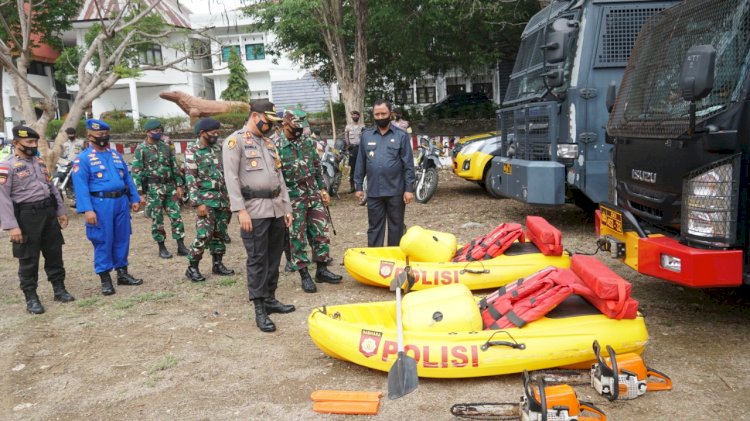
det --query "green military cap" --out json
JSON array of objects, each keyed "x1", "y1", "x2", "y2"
[{"x1": 143, "y1": 119, "x2": 162, "y2": 131}]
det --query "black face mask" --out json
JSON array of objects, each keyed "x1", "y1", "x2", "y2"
[
  {"x1": 206, "y1": 135, "x2": 219, "y2": 145},
  {"x1": 375, "y1": 118, "x2": 390, "y2": 128},
  {"x1": 256, "y1": 117, "x2": 273, "y2": 135},
  {"x1": 289, "y1": 126, "x2": 304, "y2": 139},
  {"x1": 67, "y1": 136, "x2": 76, "y2": 141},
  {"x1": 91, "y1": 135, "x2": 110, "y2": 147},
  {"x1": 352, "y1": 117, "x2": 360, "y2": 122},
  {"x1": 19, "y1": 144, "x2": 37, "y2": 157}
]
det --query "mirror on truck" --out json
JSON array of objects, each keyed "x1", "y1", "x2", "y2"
[
  {"x1": 542, "y1": 68, "x2": 565, "y2": 89},
  {"x1": 541, "y1": 18, "x2": 579, "y2": 64},
  {"x1": 680, "y1": 45, "x2": 715, "y2": 135},
  {"x1": 606, "y1": 81, "x2": 617, "y2": 113}
]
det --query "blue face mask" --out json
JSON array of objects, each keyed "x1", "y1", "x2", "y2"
[{"x1": 150, "y1": 132, "x2": 163, "y2": 141}]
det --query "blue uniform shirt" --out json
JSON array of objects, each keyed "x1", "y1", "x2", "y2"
[
  {"x1": 354, "y1": 125, "x2": 415, "y2": 198},
  {"x1": 72, "y1": 146, "x2": 140, "y2": 213}
]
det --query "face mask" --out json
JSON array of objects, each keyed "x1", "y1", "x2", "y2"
[
  {"x1": 19, "y1": 144, "x2": 37, "y2": 157},
  {"x1": 395, "y1": 114, "x2": 402, "y2": 120},
  {"x1": 290, "y1": 127, "x2": 304, "y2": 139},
  {"x1": 206, "y1": 135, "x2": 219, "y2": 145},
  {"x1": 375, "y1": 118, "x2": 390, "y2": 128},
  {"x1": 352, "y1": 116, "x2": 360, "y2": 122},
  {"x1": 150, "y1": 132, "x2": 162, "y2": 141},
  {"x1": 91, "y1": 135, "x2": 110, "y2": 147},
  {"x1": 255, "y1": 116, "x2": 273, "y2": 135},
  {"x1": 67, "y1": 135, "x2": 76, "y2": 141}
]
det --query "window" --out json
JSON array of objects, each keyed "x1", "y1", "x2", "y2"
[
  {"x1": 26, "y1": 60, "x2": 48, "y2": 76},
  {"x1": 473, "y1": 83, "x2": 493, "y2": 96},
  {"x1": 416, "y1": 86, "x2": 436, "y2": 104},
  {"x1": 396, "y1": 89, "x2": 414, "y2": 104},
  {"x1": 446, "y1": 84, "x2": 466, "y2": 96},
  {"x1": 138, "y1": 44, "x2": 163, "y2": 66},
  {"x1": 222, "y1": 45, "x2": 241, "y2": 62},
  {"x1": 245, "y1": 43, "x2": 265, "y2": 60}
]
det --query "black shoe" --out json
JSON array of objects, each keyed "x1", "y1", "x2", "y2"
[
  {"x1": 222, "y1": 233, "x2": 232, "y2": 244},
  {"x1": 253, "y1": 298, "x2": 276, "y2": 332},
  {"x1": 212, "y1": 255, "x2": 235, "y2": 275},
  {"x1": 158, "y1": 242, "x2": 173, "y2": 259},
  {"x1": 116, "y1": 267, "x2": 143, "y2": 286},
  {"x1": 284, "y1": 261, "x2": 295, "y2": 273},
  {"x1": 99, "y1": 271, "x2": 115, "y2": 296},
  {"x1": 315, "y1": 263, "x2": 343, "y2": 284},
  {"x1": 176, "y1": 238, "x2": 190, "y2": 256},
  {"x1": 185, "y1": 262, "x2": 206, "y2": 282},
  {"x1": 52, "y1": 281, "x2": 75, "y2": 302},
  {"x1": 22, "y1": 289, "x2": 45, "y2": 314},
  {"x1": 299, "y1": 267, "x2": 317, "y2": 293},
  {"x1": 264, "y1": 296, "x2": 295, "y2": 314}
]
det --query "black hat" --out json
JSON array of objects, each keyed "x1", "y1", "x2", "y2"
[
  {"x1": 65, "y1": 127, "x2": 76, "y2": 135},
  {"x1": 197, "y1": 118, "x2": 221, "y2": 133},
  {"x1": 12, "y1": 125, "x2": 40, "y2": 140},
  {"x1": 351, "y1": 110, "x2": 360, "y2": 116},
  {"x1": 250, "y1": 99, "x2": 283, "y2": 122}
]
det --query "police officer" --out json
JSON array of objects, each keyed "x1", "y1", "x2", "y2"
[
  {"x1": 72, "y1": 119, "x2": 143, "y2": 295},
  {"x1": 184, "y1": 118, "x2": 234, "y2": 282},
  {"x1": 63, "y1": 127, "x2": 86, "y2": 160},
  {"x1": 354, "y1": 99, "x2": 415, "y2": 247},
  {"x1": 344, "y1": 110, "x2": 364, "y2": 193},
  {"x1": 223, "y1": 99, "x2": 294, "y2": 333},
  {"x1": 277, "y1": 111, "x2": 342, "y2": 293},
  {"x1": 392, "y1": 107, "x2": 412, "y2": 133},
  {"x1": 0, "y1": 126, "x2": 73, "y2": 314},
  {"x1": 131, "y1": 119, "x2": 189, "y2": 259}
]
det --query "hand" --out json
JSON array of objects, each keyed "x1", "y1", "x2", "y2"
[
  {"x1": 57, "y1": 215, "x2": 68, "y2": 229},
  {"x1": 320, "y1": 190, "x2": 330, "y2": 206},
  {"x1": 85, "y1": 210, "x2": 97, "y2": 225},
  {"x1": 175, "y1": 186, "x2": 184, "y2": 201},
  {"x1": 9, "y1": 227, "x2": 23, "y2": 243},
  {"x1": 197, "y1": 204, "x2": 208, "y2": 217},
  {"x1": 131, "y1": 202, "x2": 141, "y2": 212},
  {"x1": 355, "y1": 191, "x2": 364, "y2": 201},
  {"x1": 238, "y1": 210, "x2": 252, "y2": 232},
  {"x1": 140, "y1": 198, "x2": 146, "y2": 207},
  {"x1": 284, "y1": 213, "x2": 293, "y2": 228},
  {"x1": 404, "y1": 191, "x2": 414, "y2": 204}
]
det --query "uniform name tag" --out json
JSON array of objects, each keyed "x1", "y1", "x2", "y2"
[{"x1": 367, "y1": 142, "x2": 376, "y2": 146}]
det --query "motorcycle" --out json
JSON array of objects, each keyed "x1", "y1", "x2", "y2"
[
  {"x1": 52, "y1": 157, "x2": 75, "y2": 202},
  {"x1": 321, "y1": 139, "x2": 347, "y2": 197},
  {"x1": 413, "y1": 135, "x2": 441, "y2": 203}
]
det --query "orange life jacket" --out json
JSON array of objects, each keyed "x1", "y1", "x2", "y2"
[
  {"x1": 525, "y1": 215, "x2": 563, "y2": 256},
  {"x1": 453, "y1": 223, "x2": 525, "y2": 262}
]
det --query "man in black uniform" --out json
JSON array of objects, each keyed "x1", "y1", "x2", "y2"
[
  {"x1": 0, "y1": 126, "x2": 73, "y2": 314},
  {"x1": 354, "y1": 99, "x2": 415, "y2": 247}
]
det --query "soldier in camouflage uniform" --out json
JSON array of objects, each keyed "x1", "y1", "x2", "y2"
[
  {"x1": 183, "y1": 118, "x2": 234, "y2": 282},
  {"x1": 131, "y1": 119, "x2": 189, "y2": 259},
  {"x1": 277, "y1": 111, "x2": 342, "y2": 293}
]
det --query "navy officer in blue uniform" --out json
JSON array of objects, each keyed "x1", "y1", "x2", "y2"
[
  {"x1": 72, "y1": 119, "x2": 143, "y2": 295},
  {"x1": 354, "y1": 99, "x2": 415, "y2": 247}
]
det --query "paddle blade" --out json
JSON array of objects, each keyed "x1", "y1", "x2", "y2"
[
  {"x1": 389, "y1": 271, "x2": 407, "y2": 292},
  {"x1": 387, "y1": 351, "x2": 419, "y2": 400}
]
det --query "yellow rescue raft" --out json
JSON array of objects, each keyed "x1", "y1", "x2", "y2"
[{"x1": 308, "y1": 284, "x2": 648, "y2": 379}]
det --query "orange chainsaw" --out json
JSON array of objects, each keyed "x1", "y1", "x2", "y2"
[
  {"x1": 450, "y1": 370, "x2": 607, "y2": 420},
  {"x1": 590, "y1": 340, "x2": 672, "y2": 400}
]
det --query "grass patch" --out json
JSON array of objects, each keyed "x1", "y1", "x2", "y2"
[
  {"x1": 77, "y1": 297, "x2": 100, "y2": 308},
  {"x1": 149, "y1": 354, "x2": 179, "y2": 374},
  {"x1": 112, "y1": 291, "x2": 174, "y2": 310},
  {"x1": 217, "y1": 277, "x2": 236, "y2": 287},
  {"x1": 2, "y1": 297, "x2": 22, "y2": 305}
]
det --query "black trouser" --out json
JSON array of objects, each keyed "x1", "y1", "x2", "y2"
[
  {"x1": 348, "y1": 145, "x2": 359, "y2": 185},
  {"x1": 366, "y1": 195, "x2": 405, "y2": 247},
  {"x1": 241, "y1": 217, "x2": 285, "y2": 299},
  {"x1": 13, "y1": 200, "x2": 65, "y2": 291}
]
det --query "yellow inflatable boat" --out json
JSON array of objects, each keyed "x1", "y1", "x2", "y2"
[
  {"x1": 308, "y1": 284, "x2": 648, "y2": 379},
  {"x1": 345, "y1": 217, "x2": 571, "y2": 291}
]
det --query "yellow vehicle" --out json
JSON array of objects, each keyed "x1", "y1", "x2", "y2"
[{"x1": 452, "y1": 131, "x2": 503, "y2": 191}]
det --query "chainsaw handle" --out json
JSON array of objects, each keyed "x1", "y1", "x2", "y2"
[
  {"x1": 646, "y1": 367, "x2": 673, "y2": 391},
  {"x1": 592, "y1": 340, "x2": 619, "y2": 401},
  {"x1": 579, "y1": 401, "x2": 607, "y2": 421}
]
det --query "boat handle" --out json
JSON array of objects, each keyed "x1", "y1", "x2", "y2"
[
  {"x1": 481, "y1": 331, "x2": 526, "y2": 351},
  {"x1": 460, "y1": 261, "x2": 490, "y2": 274}
]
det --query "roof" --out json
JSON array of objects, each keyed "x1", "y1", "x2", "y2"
[{"x1": 76, "y1": 0, "x2": 192, "y2": 29}]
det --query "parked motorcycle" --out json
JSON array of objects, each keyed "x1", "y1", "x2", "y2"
[
  {"x1": 414, "y1": 135, "x2": 441, "y2": 203},
  {"x1": 52, "y1": 157, "x2": 75, "y2": 202},
  {"x1": 321, "y1": 139, "x2": 347, "y2": 197}
]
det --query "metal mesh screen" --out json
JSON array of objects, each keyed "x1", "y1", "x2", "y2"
[
  {"x1": 609, "y1": 0, "x2": 750, "y2": 139},
  {"x1": 504, "y1": 31, "x2": 547, "y2": 103},
  {"x1": 524, "y1": 1, "x2": 570, "y2": 36},
  {"x1": 595, "y1": 4, "x2": 672, "y2": 67},
  {"x1": 499, "y1": 103, "x2": 555, "y2": 161}
]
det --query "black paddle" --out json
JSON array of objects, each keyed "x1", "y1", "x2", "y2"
[{"x1": 387, "y1": 259, "x2": 418, "y2": 400}]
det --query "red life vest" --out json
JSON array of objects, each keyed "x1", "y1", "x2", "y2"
[
  {"x1": 453, "y1": 223, "x2": 525, "y2": 262},
  {"x1": 525, "y1": 215, "x2": 563, "y2": 256}
]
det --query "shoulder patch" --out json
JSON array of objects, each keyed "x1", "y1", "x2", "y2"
[{"x1": 227, "y1": 137, "x2": 237, "y2": 150}]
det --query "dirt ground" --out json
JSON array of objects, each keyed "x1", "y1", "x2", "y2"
[{"x1": 1, "y1": 170, "x2": 749, "y2": 420}]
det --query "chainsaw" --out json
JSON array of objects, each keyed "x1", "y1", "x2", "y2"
[
  {"x1": 590, "y1": 340, "x2": 672, "y2": 400},
  {"x1": 450, "y1": 370, "x2": 607, "y2": 420}
]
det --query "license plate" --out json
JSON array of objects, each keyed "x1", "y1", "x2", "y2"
[
  {"x1": 502, "y1": 163, "x2": 512, "y2": 174},
  {"x1": 600, "y1": 205, "x2": 624, "y2": 234}
]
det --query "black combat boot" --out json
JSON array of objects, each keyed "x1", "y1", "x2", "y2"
[
  {"x1": 176, "y1": 238, "x2": 190, "y2": 256},
  {"x1": 222, "y1": 232, "x2": 232, "y2": 244},
  {"x1": 158, "y1": 242, "x2": 173, "y2": 259},
  {"x1": 22, "y1": 289, "x2": 45, "y2": 314},
  {"x1": 315, "y1": 262, "x2": 343, "y2": 284},
  {"x1": 99, "y1": 271, "x2": 115, "y2": 296},
  {"x1": 253, "y1": 298, "x2": 276, "y2": 332},
  {"x1": 185, "y1": 261, "x2": 206, "y2": 282},
  {"x1": 264, "y1": 294, "x2": 295, "y2": 314},
  {"x1": 212, "y1": 254, "x2": 235, "y2": 275},
  {"x1": 299, "y1": 267, "x2": 317, "y2": 293},
  {"x1": 115, "y1": 267, "x2": 143, "y2": 286},
  {"x1": 52, "y1": 280, "x2": 75, "y2": 302}
]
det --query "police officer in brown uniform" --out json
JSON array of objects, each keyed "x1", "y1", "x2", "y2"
[
  {"x1": 223, "y1": 99, "x2": 294, "y2": 333},
  {"x1": 0, "y1": 126, "x2": 73, "y2": 314}
]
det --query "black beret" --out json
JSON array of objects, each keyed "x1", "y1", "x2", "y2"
[
  {"x1": 197, "y1": 118, "x2": 221, "y2": 133},
  {"x1": 12, "y1": 125, "x2": 40, "y2": 140}
]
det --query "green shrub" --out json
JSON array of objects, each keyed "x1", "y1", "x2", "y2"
[
  {"x1": 104, "y1": 117, "x2": 135, "y2": 134},
  {"x1": 213, "y1": 111, "x2": 248, "y2": 132},
  {"x1": 45, "y1": 119, "x2": 87, "y2": 139}
]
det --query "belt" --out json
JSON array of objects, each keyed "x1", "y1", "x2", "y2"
[
  {"x1": 14, "y1": 197, "x2": 53, "y2": 210},
  {"x1": 91, "y1": 190, "x2": 127, "y2": 199},
  {"x1": 241, "y1": 186, "x2": 281, "y2": 200}
]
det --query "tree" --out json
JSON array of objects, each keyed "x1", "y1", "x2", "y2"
[
  {"x1": 1, "y1": 0, "x2": 211, "y2": 167},
  {"x1": 220, "y1": 48, "x2": 249, "y2": 102}
]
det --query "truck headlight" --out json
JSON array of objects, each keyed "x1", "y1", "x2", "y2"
[
  {"x1": 557, "y1": 144, "x2": 578, "y2": 159},
  {"x1": 681, "y1": 155, "x2": 739, "y2": 245}
]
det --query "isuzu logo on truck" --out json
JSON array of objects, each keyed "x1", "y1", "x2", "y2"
[{"x1": 631, "y1": 169, "x2": 657, "y2": 183}]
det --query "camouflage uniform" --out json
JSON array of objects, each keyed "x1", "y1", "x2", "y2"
[
  {"x1": 276, "y1": 131, "x2": 330, "y2": 271},
  {"x1": 131, "y1": 139, "x2": 185, "y2": 242},
  {"x1": 183, "y1": 139, "x2": 230, "y2": 263}
]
